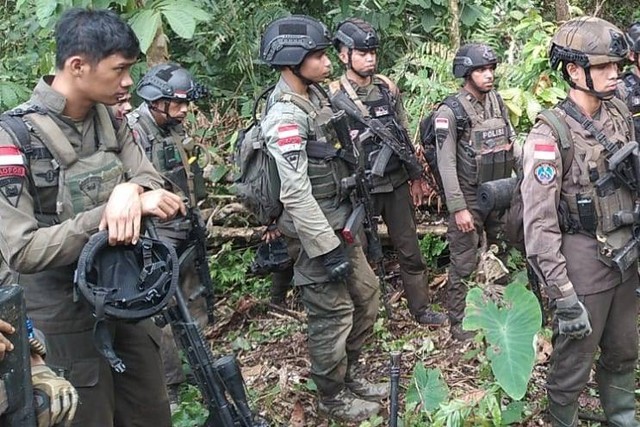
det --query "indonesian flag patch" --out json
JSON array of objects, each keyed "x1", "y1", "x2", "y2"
[
  {"x1": 533, "y1": 143, "x2": 556, "y2": 160},
  {"x1": 0, "y1": 146, "x2": 24, "y2": 166},
  {"x1": 434, "y1": 117, "x2": 449, "y2": 130},
  {"x1": 277, "y1": 124, "x2": 302, "y2": 153}
]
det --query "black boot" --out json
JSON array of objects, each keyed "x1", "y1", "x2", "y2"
[
  {"x1": 595, "y1": 368, "x2": 640, "y2": 427},
  {"x1": 548, "y1": 400, "x2": 578, "y2": 427}
]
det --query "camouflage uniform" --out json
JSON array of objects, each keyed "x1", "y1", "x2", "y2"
[
  {"x1": 330, "y1": 75, "x2": 431, "y2": 319},
  {"x1": 0, "y1": 78, "x2": 170, "y2": 427},
  {"x1": 524, "y1": 16, "x2": 639, "y2": 426},
  {"x1": 127, "y1": 102, "x2": 208, "y2": 387},
  {"x1": 616, "y1": 66, "x2": 640, "y2": 138},
  {"x1": 262, "y1": 76, "x2": 379, "y2": 398},
  {"x1": 434, "y1": 88, "x2": 518, "y2": 328}
]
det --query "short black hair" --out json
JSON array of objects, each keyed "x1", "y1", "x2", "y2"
[{"x1": 55, "y1": 8, "x2": 140, "y2": 70}]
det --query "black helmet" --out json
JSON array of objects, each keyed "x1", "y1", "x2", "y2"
[
  {"x1": 137, "y1": 63, "x2": 208, "y2": 102},
  {"x1": 333, "y1": 18, "x2": 379, "y2": 51},
  {"x1": 627, "y1": 22, "x2": 640, "y2": 53},
  {"x1": 260, "y1": 15, "x2": 331, "y2": 66},
  {"x1": 249, "y1": 237, "x2": 293, "y2": 276},
  {"x1": 453, "y1": 43, "x2": 499, "y2": 78},
  {"x1": 76, "y1": 230, "x2": 179, "y2": 321}
]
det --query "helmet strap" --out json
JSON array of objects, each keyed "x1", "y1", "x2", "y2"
[
  {"x1": 567, "y1": 66, "x2": 615, "y2": 100},
  {"x1": 149, "y1": 101, "x2": 182, "y2": 128},
  {"x1": 291, "y1": 65, "x2": 315, "y2": 86}
]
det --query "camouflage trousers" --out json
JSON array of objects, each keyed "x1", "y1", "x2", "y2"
[
  {"x1": 290, "y1": 238, "x2": 380, "y2": 397},
  {"x1": 547, "y1": 269, "x2": 639, "y2": 406},
  {"x1": 372, "y1": 182, "x2": 428, "y2": 316},
  {"x1": 446, "y1": 203, "x2": 505, "y2": 325}
]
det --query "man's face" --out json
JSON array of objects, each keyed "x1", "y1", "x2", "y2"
[
  {"x1": 575, "y1": 61, "x2": 619, "y2": 94},
  {"x1": 469, "y1": 65, "x2": 495, "y2": 92},
  {"x1": 299, "y1": 50, "x2": 332, "y2": 83},
  {"x1": 340, "y1": 48, "x2": 377, "y2": 76},
  {"x1": 152, "y1": 99, "x2": 189, "y2": 125},
  {"x1": 79, "y1": 53, "x2": 136, "y2": 105}
]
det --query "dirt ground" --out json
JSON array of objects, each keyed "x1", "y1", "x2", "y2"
[{"x1": 205, "y1": 261, "x2": 616, "y2": 427}]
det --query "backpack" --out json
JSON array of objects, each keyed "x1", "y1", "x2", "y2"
[
  {"x1": 418, "y1": 95, "x2": 470, "y2": 202},
  {"x1": 503, "y1": 110, "x2": 574, "y2": 252},
  {"x1": 232, "y1": 85, "x2": 317, "y2": 225}
]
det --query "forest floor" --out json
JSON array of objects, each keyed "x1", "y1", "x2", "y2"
[{"x1": 202, "y1": 257, "x2": 612, "y2": 427}]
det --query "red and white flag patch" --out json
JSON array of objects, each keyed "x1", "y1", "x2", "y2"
[
  {"x1": 277, "y1": 124, "x2": 302, "y2": 153},
  {"x1": 0, "y1": 146, "x2": 24, "y2": 166},
  {"x1": 533, "y1": 144, "x2": 555, "y2": 161},
  {"x1": 434, "y1": 117, "x2": 449, "y2": 130}
]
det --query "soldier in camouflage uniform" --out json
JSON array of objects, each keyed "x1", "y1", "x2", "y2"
[
  {"x1": 127, "y1": 63, "x2": 209, "y2": 403},
  {"x1": 433, "y1": 43, "x2": 519, "y2": 341},
  {"x1": 616, "y1": 23, "x2": 640, "y2": 139},
  {"x1": 329, "y1": 18, "x2": 446, "y2": 326},
  {"x1": 259, "y1": 15, "x2": 385, "y2": 423},
  {"x1": 0, "y1": 8, "x2": 184, "y2": 426},
  {"x1": 522, "y1": 17, "x2": 639, "y2": 426}
]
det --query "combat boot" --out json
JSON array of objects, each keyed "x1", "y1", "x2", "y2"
[
  {"x1": 345, "y1": 365, "x2": 389, "y2": 401},
  {"x1": 595, "y1": 368, "x2": 640, "y2": 427},
  {"x1": 548, "y1": 400, "x2": 578, "y2": 427},
  {"x1": 415, "y1": 310, "x2": 447, "y2": 326},
  {"x1": 450, "y1": 324, "x2": 474, "y2": 342},
  {"x1": 318, "y1": 388, "x2": 381, "y2": 422}
]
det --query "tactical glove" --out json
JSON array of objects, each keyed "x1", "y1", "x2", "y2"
[
  {"x1": 31, "y1": 365, "x2": 78, "y2": 427},
  {"x1": 322, "y1": 245, "x2": 353, "y2": 282},
  {"x1": 555, "y1": 293, "x2": 592, "y2": 340}
]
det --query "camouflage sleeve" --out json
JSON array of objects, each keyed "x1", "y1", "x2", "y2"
[
  {"x1": 434, "y1": 105, "x2": 466, "y2": 212},
  {"x1": 116, "y1": 123, "x2": 163, "y2": 191},
  {"x1": 262, "y1": 102, "x2": 341, "y2": 259},
  {"x1": 0, "y1": 128, "x2": 104, "y2": 273},
  {"x1": 521, "y1": 122, "x2": 572, "y2": 297},
  {"x1": 615, "y1": 80, "x2": 629, "y2": 103}
]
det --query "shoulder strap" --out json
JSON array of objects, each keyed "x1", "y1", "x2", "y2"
[
  {"x1": 339, "y1": 75, "x2": 370, "y2": 117},
  {"x1": 537, "y1": 109, "x2": 574, "y2": 174},
  {"x1": 441, "y1": 95, "x2": 470, "y2": 135},
  {"x1": 328, "y1": 80, "x2": 341, "y2": 96},
  {"x1": 253, "y1": 84, "x2": 277, "y2": 122},
  {"x1": 277, "y1": 92, "x2": 318, "y2": 119},
  {"x1": 0, "y1": 114, "x2": 31, "y2": 153},
  {"x1": 607, "y1": 96, "x2": 635, "y2": 140}
]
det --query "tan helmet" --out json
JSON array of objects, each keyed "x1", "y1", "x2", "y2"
[{"x1": 549, "y1": 16, "x2": 628, "y2": 70}]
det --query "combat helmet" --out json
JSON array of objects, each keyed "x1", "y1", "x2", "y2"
[
  {"x1": 137, "y1": 63, "x2": 208, "y2": 103},
  {"x1": 453, "y1": 43, "x2": 499, "y2": 78},
  {"x1": 333, "y1": 18, "x2": 379, "y2": 51},
  {"x1": 260, "y1": 15, "x2": 331, "y2": 67},
  {"x1": 75, "y1": 230, "x2": 179, "y2": 372},
  {"x1": 627, "y1": 22, "x2": 640, "y2": 53},
  {"x1": 549, "y1": 16, "x2": 627, "y2": 98}
]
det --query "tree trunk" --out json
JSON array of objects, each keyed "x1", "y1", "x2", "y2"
[
  {"x1": 555, "y1": 0, "x2": 570, "y2": 22},
  {"x1": 449, "y1": 0, "x2": 460, "y2": 52},
  {"x1": 146, "y1": 24, "x2": 170, "y2": 66}
]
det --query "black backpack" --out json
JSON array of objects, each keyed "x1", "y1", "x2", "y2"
[{"x1": 419, "y1": 96, "x2": 470, "y2": 203}]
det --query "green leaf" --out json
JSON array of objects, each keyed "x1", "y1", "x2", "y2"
[
  {"x1": 420, "y1": 13, "x2": 436, "y2": 32},
  {"x1": 460, "y1": 3, "x2": 483, "y2": 27},
  {"x1": 128, "y1": 9, "x2": 162, "y2": 54},
  {"x1": 501, "y1": 401, "x2": 526, "y2": 425},
  {"x1": 462, "y1": 282, "x2": 542, "y2": 399},
  {"x1": 405, "y1": 364, "x2": 448, "y2": 412},
  {"x1": 209, "y1": 164, "x2": 228, "y2": 183},
  {"x1": 161, "y1": 8, "x2": 197, "y2": 39},
  {"x1": 35, "y1": 0, "x2": 57, "y2": 26},
  {"x1": 524, "y1": 92, "x2": 542, "y2": 124}
]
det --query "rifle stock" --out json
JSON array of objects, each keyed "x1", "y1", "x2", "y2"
[{"x1": 0, "y1": 285, "x2": 36, "y2": 427}]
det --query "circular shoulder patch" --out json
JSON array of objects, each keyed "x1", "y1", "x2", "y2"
[{"x1": 534, "y1": 162, "x2": 557, "y2": 185}]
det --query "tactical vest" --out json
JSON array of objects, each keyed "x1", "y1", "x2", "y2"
[
  {"x1": 455, "y1": 91, "x2": 514, "y2": 185},
  {"x1": 274, "y1": 87, "x2": 351, "y2": 204},
  {"x1": 127, "y1": 106, "x2": 207, "y2": 204},
  {"x1": 559, "y1": 98, "x2": 637, "y2": 270},
  {"x1": 9, "y1": 104, "x2": 124, "y2": 225},
  {"x1": 620, "y1": 72, "x2": 640, "y2": 137},
  {"x1": 330, "y1": 75, "x2": 409, "y2": 191}
]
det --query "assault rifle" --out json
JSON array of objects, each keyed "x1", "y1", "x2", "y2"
[
  {"x1": 331, "y1": 108, "x2": 392, "y2": 318},
  {"x1": 187, "y1": 205, "x2": 216, "y2": 325},
  {"x1": 146, "y1": 221, "x2": 267, "y2": 427},
  {"x1": 0, "y1": 285, "x2": 36, "y2": 427},
  {"x1": 330, "y1": 91, "x2": 421, "y2": 177}
]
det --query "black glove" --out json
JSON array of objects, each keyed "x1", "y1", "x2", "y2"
[
  {"x1": 555, "y1": 292, "x2": 592, "y2": 340},
  {"x1": 322, "y1": 246, "x2": 353, "y2": 282}
]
